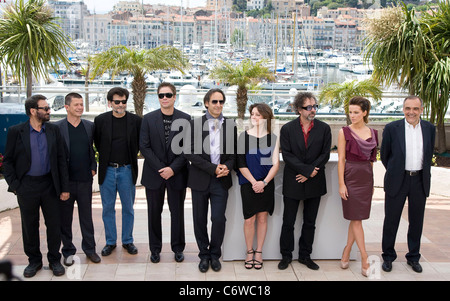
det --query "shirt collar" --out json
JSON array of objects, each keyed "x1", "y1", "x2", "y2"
[
  {"x1": 29, "y1": 122, "x2": 46, "y2": 133},
  {"x1": 206, "y1": 110, "x2": 223, "y2": 121},
  {"x1": 405, "y1": 118, "x2": 421, "y2": 130}
]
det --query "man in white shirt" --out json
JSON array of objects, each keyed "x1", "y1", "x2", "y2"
[
  {"x1": 380, "y1": 96, "x2": 435, "y2": 273},
  {"x1": 183, "y1": 88, "x2": 237, "y2": 273}
]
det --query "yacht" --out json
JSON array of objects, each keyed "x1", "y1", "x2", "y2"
[{"x1": 163, "y1": 71, "x2": 199, "y2": 87}]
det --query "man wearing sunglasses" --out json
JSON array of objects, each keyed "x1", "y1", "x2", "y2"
[
  {"x1": 183, "y1": 88, "x2": 237, "y2": 272},
  {"x1": 94, "y1": 87, "x2": 142, "y2": 257},
  {"x1": 278, "y1": 92, "x2": 331, "y2": 271},
  {"x1": 3, "y1": 94, "x2": 70, "y2": 277},
  {"x1": 140, "y1": 82, "x2": 191, "y2": 263}
]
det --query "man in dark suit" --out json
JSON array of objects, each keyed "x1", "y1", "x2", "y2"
[
  {"x1": 380, "y1": 95, "x2": 435, "y2": 273},
  {"x1": 55, "y1": 93, "x2": 100, "y2": 265},
  {"x1": 140, "y1": 82, "x2": 191, "y2": 263},
  {"x1": 3, "y1": 94, "x2": 69, "y2": 277},
  {"x1": 278, "y1": 92, "x2": 331, "y2": 271},
  {"x1": 94, "y1": 87, "x2": 142, "y2": 257},
  {"x1": 183, "y1": 88, "x2": 237, "y2": 273}
]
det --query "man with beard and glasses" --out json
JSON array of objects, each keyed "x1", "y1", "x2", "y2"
[
  {"x1": 278, "y1": 92, "x2": 331, "y2": 271},
  {"x1": 3, "y1": 94, "x2": 70, "y2": 278}
]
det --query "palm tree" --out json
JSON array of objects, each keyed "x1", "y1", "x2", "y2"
[
  {"x1": 209, "y1": 59, "x2": 275, "y2": 120},
  {"x1": 420, "y1": 0, "x2": 450, "y2": 154},
  {"x1": 363, "y1": 3, "x2": 430, "y2": 95},
  {"x1": 318, "y1": 79, "x2": 382, "y2": 125},
  {"x1": 90, "y1": 45, "x2": 189, "y2": 117},
  {"x1": 0, "y1": 0, "x2": 74, "y2": 97}
]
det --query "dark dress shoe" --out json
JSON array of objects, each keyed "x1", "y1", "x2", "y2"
[
  {"x1": 407, "y1": 261, "x2": 423, "y2": 273},
  {"x1": 211, "y1": 258, "x2": 222, "y2": 272},
  {"x1": 63, "y1": 255, "x2": 74, "y2": 266},
  {"x1": 150, "y1": 252, "x2": 160, "y2": 263},
  {"x1": 298, "y1": 257, "x2": 319, "y2": 270},
  {"x1": 23, "y1": 262, "x2": 43, "y2": 278},
  {"x1": 382, "y1": 260, "x2": 392, "y2": 272},
  {"x1": 49, "y1": 262, "x2": 65, "y2": 276},
  {"x1": 101, "y1": 244, "x2": 117, "y2": 256},
  {"x1": 278, "y1": 257, "x2": 292, "y2": 270},
  {"x1": 198, "y1": 258, "x2": 210, "y2": 273},
  {"x1": 175, "y1": 252, "x2": 184, "y2": 262},
  {"x1": 86, "y1": 253, "x2": 101, "y2": 263},
  {"x1": 122, "y1": 243, "x2": 138, "y2": 255}
]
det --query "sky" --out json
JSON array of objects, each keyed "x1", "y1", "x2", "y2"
[{"x1": 84, "y1": 0, "x2": 207, "y2": 14}]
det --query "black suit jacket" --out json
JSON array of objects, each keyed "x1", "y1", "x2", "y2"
[
  {"x1": 183, "y1": 115, "x2": 237, "y2": 191},
  {"x1": 94, "y1": 111, "x2": 142, "y2": 185},
  {"x1": 139, "y1": 108, "x2": 191, "y2": 190},
  {"x1": 3, "y1": 120, "x2": 69, "y2": 195},
  {"x1": 280, "y1": 117, "x2": 331, "y2": 200},
  {"x1": 380, "y1": 118, "x2": 435, "y2": 197},
  {"x1": 54, "y1": 118, "x2": 97, "y2": 176}
]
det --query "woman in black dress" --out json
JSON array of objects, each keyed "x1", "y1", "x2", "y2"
[{"x1": 237, "y1": 103, "x2": 280, "y2": 269}]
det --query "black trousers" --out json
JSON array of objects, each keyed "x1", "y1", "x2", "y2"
[
  {"x1": 145, "y1": 183, "x2": 186, "y2": 254},
  {"x1": 60, "y1": 180, "x2": 96, "y2": 257},
  {"x1": 280, "y1": 196, "x2": 321, "y2": 259},
  {"x1": 16, "y1": 174, "x2": 61, "y2": 265},
  {"x1": 191, "y1": 177, "x2": 228, "y2": 260},
  {"x1": 382, "y1": 173, "x2": 427, "y2": 262}
]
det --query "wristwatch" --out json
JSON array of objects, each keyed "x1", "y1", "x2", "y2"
[{"x1": 263, "y1": 180, "x2": 268, "y2": 186}]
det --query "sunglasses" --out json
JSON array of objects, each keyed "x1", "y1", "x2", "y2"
[
  {"x1": 158, "y1": 93, "x2": 174, "y2": 99},
  {"x1": 36, "y1": 106, "x2": 50, "y2": 111},
  {"x1": 113, "y1": 99, "x2": 127, "y2": 105},
  {"x1": 210, "y1": 100, "x2": 225, "y2": 105},
  {"x1": 302, "y1": 104, "x2": 319, "y2": 111}
]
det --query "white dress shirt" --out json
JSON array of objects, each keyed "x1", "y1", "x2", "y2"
[
  {"x1": 404, "y1": 119, "x2": 423, "y2": 171},
  {"x1": 208, "y1": 117, "x2": 223, "y2": 165}
]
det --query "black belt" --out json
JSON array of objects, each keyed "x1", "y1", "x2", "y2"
[
  {"x1": 405, "y1": 170, "x2": 421, "y2": 176},
  {"x1": 108, "y1": 162, "x2": 128, "y2": 168}
]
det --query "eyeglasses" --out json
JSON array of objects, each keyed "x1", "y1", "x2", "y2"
[
  {"x1": 210, "y1": 100, "x2": 225, "y2": 105},
  {"x1": 36, "y1": 106, "x2": 50, "y2": 111},
  {"x1": 113, "y1": 99, "x2": 127, "y2": 105},
  {"x1": 302, "y1": 104, "x2": 319, "y2": 111},
  {"x1": 158, "y1": 93, "x2": 174, "y2": 99}
]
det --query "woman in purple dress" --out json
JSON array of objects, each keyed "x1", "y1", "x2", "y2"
[{"x1": 337, "y1": 96, "x2": 378, "y2": 277}]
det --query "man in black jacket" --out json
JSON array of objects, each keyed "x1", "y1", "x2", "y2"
[
  {"x1": 278, "y1": 92, "x2": 331, "y2": 271},
  {"x1": 183, "y1": 88, "x2": 237, "y2": 273},
  {"x1": 3, "y1": 94, "x2": 69, "y2": 277},
  {"x1": 380, "y1": 96, "x2": 436, "y2": 273},
  {"x1": 94, "y1": 87, "x2": 142, "y2": 257},
  {"x1": 55, "y1": 93, "x2": 100, "y2": 265},
  {"x1": 140, "y1": 83, "x2": 191, "y2": 263}
]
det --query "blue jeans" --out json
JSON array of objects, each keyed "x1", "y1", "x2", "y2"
[{"x1": 100, "y1": 165, "x2": 136, "y2": 245}]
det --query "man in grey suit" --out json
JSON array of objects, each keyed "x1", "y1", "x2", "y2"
[
  {"x1": 55, "y1": 93, "x2": 101, "y2": 265},
  {"x1": 140, "y1": 83, "x2": 191, "y2": 263}
]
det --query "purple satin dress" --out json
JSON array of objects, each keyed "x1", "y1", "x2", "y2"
[{"x1": 342, "y1": 126, "x2": 378, "y2": 220}]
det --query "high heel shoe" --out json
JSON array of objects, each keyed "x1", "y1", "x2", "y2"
[
  {"x1": 253, "y1": 250, "x2": 263, "y2": 270},
  {"x1": 361, "y1": 254, "x2": 369, "y2": 277},
  {"x1": 340, "y1": 247, "x2": 350, "y2": 269},
  {"x1": 244, "y1": 249, "x2": 254, "y2": 269},
  {"x1": 340, "y1": 260, "x2": 349, "y2": 269}
]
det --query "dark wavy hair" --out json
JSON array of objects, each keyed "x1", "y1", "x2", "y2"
[
  {"x1": 349, "y1": 96, "x2": 371, "y2": 124},
  {"x1": 25, "y1": 94, "x2": 47, "y2": 116},
  {"x1": 292, "y1": 92, "x2": 317, "y2": 115},
  {"x1": 248, "y1": 102, "x2": 274, "y2": 133},
  {"x1": 203, "y1": 88, "x2": 226, "y2": 109}
]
